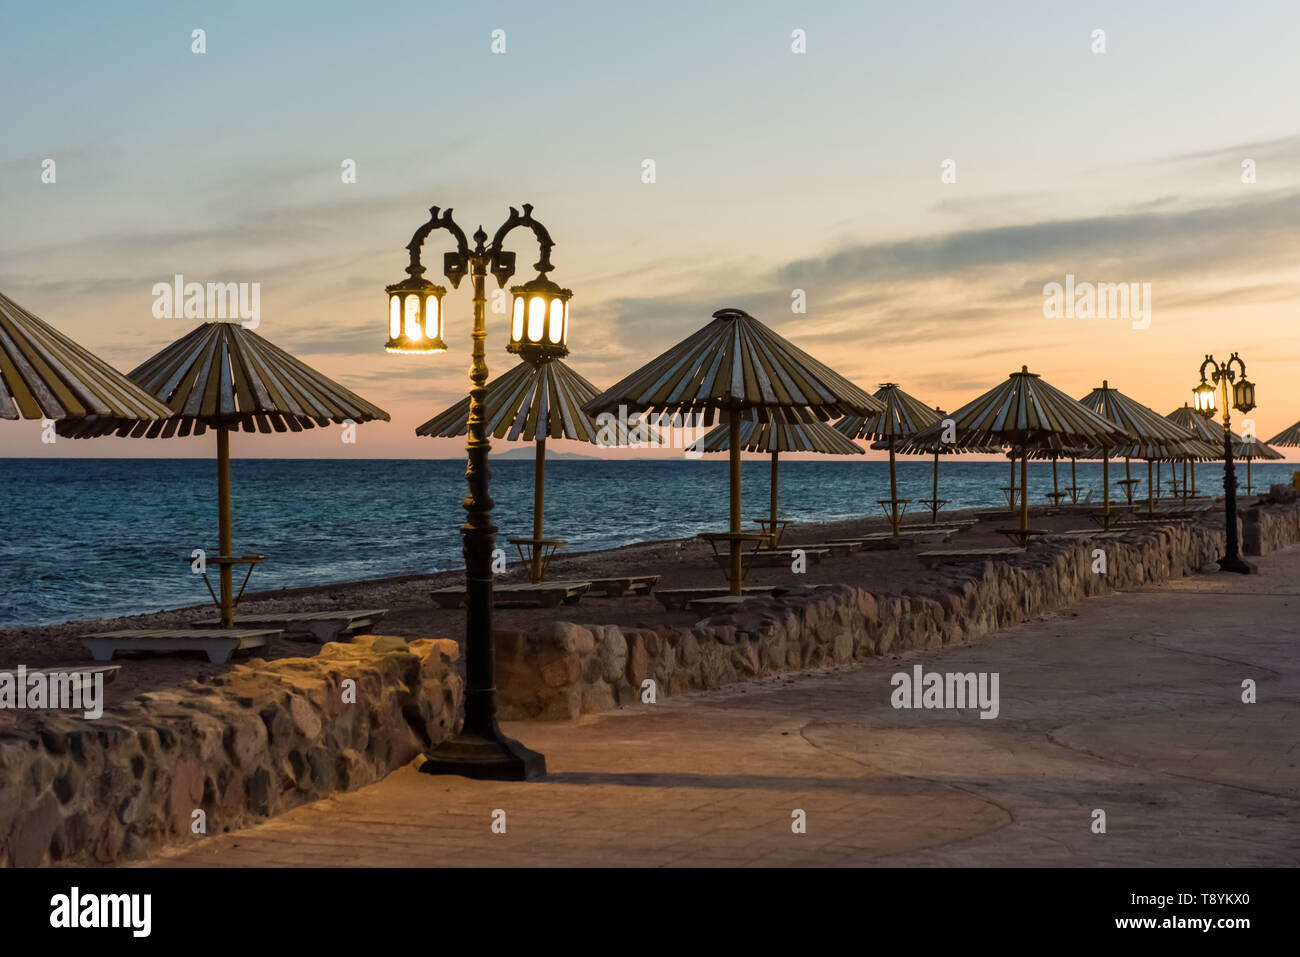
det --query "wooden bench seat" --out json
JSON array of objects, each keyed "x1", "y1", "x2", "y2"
[
  {"x1": 916, "y1": 547, "x2": 1026, "y2": 568},
  {"x1": 654, "y1": 586, "x2": 775, "y2": 611},
  {"x1": 799, "y1": 541, "x2": 862, "y2": 556},
  {"x1": 689, "y1": 594, "x2": 771, "y2": 614},
  {"x1": 81, "y1": 629, "x2": 279, "y2": 664},
  {"x1": 430, "y1": 581, "x2": 591, "y2": 609},
  {"x1": 857, "y1": 528, "x2": 958, "y2": 550},
  {"x1": 713, "y1": 548, "x2": 830, "y2": 569},
  {"x1": 1046, "y1": 529, "x2": 1127, "y2": 540},
  {"x1": 198, "y1": 608, "x2": 388, "y2": 643},
  {"x1": 583, "y1": 575, "x2": 661, "y2": 598}
]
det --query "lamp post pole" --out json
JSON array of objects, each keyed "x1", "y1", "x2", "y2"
[
  {"x1": 1196, "y1": 353, "x2": 1255, "y2": 576},
  {"x1": 396, "y1": 204, "x2": 555, "y2": 780}
]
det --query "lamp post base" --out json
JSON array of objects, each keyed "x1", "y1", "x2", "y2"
[
  {"x1": 1218, "y1": 555, "x2": 1256, "y2": 575},
  {"x1": 419, "y1": 724, "x2": 547, "y2": 781}
]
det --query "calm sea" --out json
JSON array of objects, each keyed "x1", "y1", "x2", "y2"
[{"x1": 1, "y1": 457, "x2": 1293, "y2": 628}]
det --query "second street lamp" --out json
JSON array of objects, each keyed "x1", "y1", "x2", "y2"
[
  {"x1": 1193, "y1": 352, "x2": 1257, "y2": 575},
  {"x1": 385, "y1": 202, "x2": 560, "y2": 780}
]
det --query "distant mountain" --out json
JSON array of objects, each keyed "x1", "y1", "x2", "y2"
[{"x1": 493, "y1": 447, "x2": 600, "y2": 461}]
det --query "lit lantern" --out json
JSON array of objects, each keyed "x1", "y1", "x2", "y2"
[
  {"x1": 508, "y1": 275, "x2": 572, "y2": 360},
  {"x1": 1233, "y1": 376, "x2": 1256, "y2": 414},
  {"x1": 384, "y1": 276, "x2": 447, "y2": 353},
  {"x1": 1192, "y1": 379, "x2": 1217, "y2": 418}
]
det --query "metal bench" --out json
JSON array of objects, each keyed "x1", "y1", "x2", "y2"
[{"x1": 81, "y1": 629, "x2": 280, "y2": 664}]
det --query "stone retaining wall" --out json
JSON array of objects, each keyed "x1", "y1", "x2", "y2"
[
  {"x1": 8, "y1": 502, "x2": 1299, "y2": 865},
  {"x1": 496, "y1": 507, "x2": 1300, "y2": 720},
  {"x1": 0, "y1": 635, "x2": 462, "y2": 867}
]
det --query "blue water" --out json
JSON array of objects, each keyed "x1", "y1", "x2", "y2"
[{"x1": 1, "y1": 457, "x2": 1293, "y2": 628}]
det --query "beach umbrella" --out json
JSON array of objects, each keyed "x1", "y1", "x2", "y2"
[
  {"x1": 881, "y1": 412, "x2": 1002, "y2": 521},
  {"x1": 1266, "y1": 419, "x2": 1300, "y2": 448},
  {"x1": 834, "y1": 383, "x2": 940, "y2": 534},
  {"x1": 1166, "y1": 404, "x2": 1227, "y2": 499},
  {"x1": 911, "y1": 366, "x2": 1129, "y2": 538},
  {"x1": 1227, "y1": 427, "x2": 1283, "y2": 494},
  {"x1": 1007, "y1": 444, "x2": 1089, "y2": 508},
  {"x1": 0, "y1": 290, "x2": 171, "y2": 432},
  {"x1": 62, "y1": 321, "x2": 390, "y2": 625},
  {"x1": 416, "y1": 357, "x2": 645, "y2": 582},
  {"x1": 690, "y1": 415, "x2": 864, "y2": 544},
  {"x1": 1079, "y1": 382, "x2": 1202, "y2": 520},
  {"x1": 1169, "y1": 404, "x2": 1282, "y2": 495},
  {"x1": 582, "y1": 307, "x2": 882, "y2": 594}
]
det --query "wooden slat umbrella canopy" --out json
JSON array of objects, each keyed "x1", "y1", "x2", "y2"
[
  {"x1": 583, "y1": 307, "x2": 883, "y2": 594},
  {"x1": 691, "y1": 417, "x2": 863, "y2": 542},
  {"x1": 1080, "y1": 382, "x2": 1199, "y2": 456},
  {"x1": 416, "y1": 358, "x2": 645, "y2": 582},
  {"x1": 63, "y1": 321, "x2": 390, "y2": 625},
  {"x1": 1266, "y1": 419, "x2": 1300, "y2": 447},
  {"x1": 693, "y1": 416, "x2": 866, "y2": 455},
  {"x1": 1169, "y1": 404, "x2": 1284, "y2": 496},
  {"x1": 1166, "y1": 404, "x2": 1232, "y2": 499},
  {"x1": 581, "y1": 307, "x2": 882, "y2": 423},
  {"x1": 1225, "y1": 426, "x2": 1283, "y2": 495},
  {"x1": 417, "y1": 357, "x2": 607, "y2": 443},
  {"x1": 0, "y1": 290, "x2": 171, "y2": 430},
  {"x1": 910, "y1": 366, "x2": 1129, "y2": 536},
  {"x1": 1078, "y1": 382, "x2": 1206, "y2": 515},
  {"x1": 835, "y1": 383, "x2": 941, "y2": 534}
]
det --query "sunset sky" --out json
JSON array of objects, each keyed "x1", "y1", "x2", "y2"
[{"x1": 3, "y1": 0, "x2": 1299, "y2": 459}]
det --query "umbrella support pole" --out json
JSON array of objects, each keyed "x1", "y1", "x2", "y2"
[
  {"x1": 1147, "y1": 460, "x2": 1154, "y2": 515},
  {"x1": 1071, "y1": 457, "x2": 1078, "y2": 504},
  {"x1": 531, "y1": 438, "x2": 546, "y2": 583},
  {"x1": 889, "y1": 441, "x2": 900, "y2": 535},
  {"x1": 1124, "y1": 457, "x2": 1133, "y2": 505},
  {"x1": 1183, "y1": 459, "x2": 1189, "y2": 503},
  {"x1": 1019, "y1": 452, "x2": 1029, "y2": 534},
  {"x1": 769, "y1": 451, "x2": 779, "y2": 543},
  {"x1": 1102, "y1": 453, "x2": 1111, "y2": 531},
  {"x1": 729, "y1": 411, "x2": 742, "y2": 597},
  {"x1": 931, "y1": 450, "x2": 940, "y2": 524},
  {"x1": 1008, "y1": 456, "x2": 1017, "y2": 509},
  {"x1": 217, "y1": 427, "x2": 234, "y2": 628}
]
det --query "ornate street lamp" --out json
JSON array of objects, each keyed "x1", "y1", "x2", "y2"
[
  {"x1": 384, "y1": 203, "x2": 561, "y2": 780},
  {"x1": 1193, "y1": 352, "x2": 1256, "y2": 574},
  {"x1": 508, "y1": 274, "x2": 572, "y2": 361},
  {"x1": 384, "y1": 275, "x2": 446, "y2": 354}
]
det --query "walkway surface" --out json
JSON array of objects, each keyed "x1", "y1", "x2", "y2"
[{"x1": 138, "y1": 545, "x2": 1300, "y2": 867}]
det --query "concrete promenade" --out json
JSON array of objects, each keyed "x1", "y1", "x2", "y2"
[{"x1": 138, "y1": 545, "x2": 1300, "y2": 867}]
